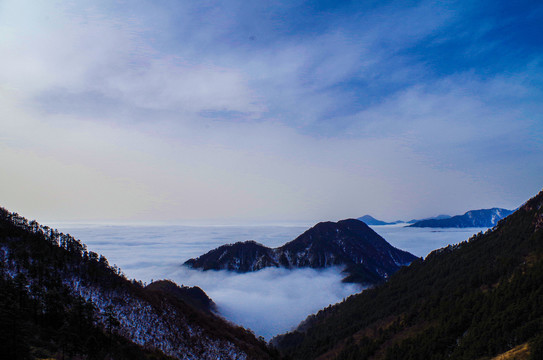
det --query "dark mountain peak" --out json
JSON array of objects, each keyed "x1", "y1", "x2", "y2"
[
  {"x1": 357, "y1": 215, "x2": 382, "y2": 225},
  {"x1": 303, "y1": 220, "x2": 343, "y2": 234},
  {"x1": 212, "y1": 239, "x2": 266, "y2": 249},
  {"x1": 184, "y1": 239, "x2": 276, "y2": 272},
  {"x1": 227, "y1": 239, "x2": 268, "y2": 249},
  {"x1": 513, "y1": 188, "x2": 543, "y2": 230},
  {"x1": 280, "y1": 220, "x2": 348, "y2": 247},
  {"x1": 145, "y1": 280, "x2": 216, "y2": 314},
  {"x1": 286, "y1": 218, "x2": 371, "y2": 242},
  {"x1": 338, "y1": 218, "x2": 372, "y2": 228},
  {"x1": 522, "y1": 188, "x2": 543, "y2": 209},
  {"x1": 239, "y1": 239, "x2": 265, "y2": 246},
  {"x1": 281, "y1": 218, "x2": 382, "y2": 251},
  {"x1": 340, "y1": 218, "x2": 385, "y2": 238},
  {"x1": 185, "y1": 219, "x2": 417, "y2": 285}
]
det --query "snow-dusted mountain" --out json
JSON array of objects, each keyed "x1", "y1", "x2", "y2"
[
  {"x1": 0, "y1": 208, "x2": 275, "y2": 360},
  {"x1": 409, "y1": 208, "x2": 513, "y2": 228},
  {"x1": 185, "y1": 219, "x2": 417, "y2": 285}
]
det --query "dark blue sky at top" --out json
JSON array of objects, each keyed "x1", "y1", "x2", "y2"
[
  {"x1": 150, "y1": 0, "x2": 543, "y2": 74},
  {"x1": 85, "y1": 0, "x2": 543, "y2": 130},
  {"x1": 408, "y1": 1, "x2": 543, "y2": 77},
  {"x1": 198, "y1": 0, "x2": 540, "y2": 125}
]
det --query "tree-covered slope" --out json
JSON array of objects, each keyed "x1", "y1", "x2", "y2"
[
  {"x1": 273, "y1": 190, "x2": 543, "y2": 360},
  {"x1": 145, "y1": 280, "x2": 217, "y2": 314},
  {"x1": 185, "y1": 240, "x2": 278, "y2": 272},
  {"x1": 0, "y1": 207, "x2": 277, "y2": 360}
]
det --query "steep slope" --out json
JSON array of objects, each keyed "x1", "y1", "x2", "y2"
[
  {"x1": 273, "y1": 190, "x2": 543, "y2": 360},
  {"x1": 185, "y1": 219, "x2": 417, "y2": 285},
  {"x1": 185, "y1": 240, "x2": 277, "y2": 272},
  {"x1": 409, "y1": 208, "x2": 512, "y2": 228},
  {"x1": 145, "y1": 280, "x2": 216, "y2": 314},
  {"x1": 0, "y1": 208, "x2": 277, "y2": 360},
  {"x1": 357, "y1": 215, "x2": 403, "y2": 226}
]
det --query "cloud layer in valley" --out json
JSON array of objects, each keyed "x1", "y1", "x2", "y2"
[
  {"x1": 55, "y1": 224, "x2": 362, "y2": 339},
  {"x1": 55, "y1": 223, "x2": 487, "y2": 339},
  {"x1": 171, "y1": 266, "x2": 362, "y2": 340}
]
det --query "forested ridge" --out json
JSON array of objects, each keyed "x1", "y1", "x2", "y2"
[
  {"x1": 274, "y1": 190, "x2": 543, "y2": 360},
  {"x1": 186, "y1": 219, "x2": 417, "y2": 285},
  {"x1": 0, "y1": 207, "x2": 277, "y2": 360}
]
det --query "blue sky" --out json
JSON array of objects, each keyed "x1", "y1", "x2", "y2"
[{"x1": 0, "y1": 0, "x2": 541, "y2": 223}]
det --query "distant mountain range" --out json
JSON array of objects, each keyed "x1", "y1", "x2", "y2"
[
  {"x1": 185, "y1": 219, "x2": 417, "y2": 285},
  {"x1": 273, "y1": 191, "x2": 543, "y2": 360},
  {"x1": 357, "y1": 215, "x2": 404, "y2": 225},
  {"x1": 406, "y1": 214, "x2": 451, "y2": 224},
  {"x1": 359, "y1": 208, "x2": 512, "y2": 228},
  {"x1": 409, "y1": 208, "x2": 513, "y2": 228},
  {"x1": 358, "y1": 214, "x2": 452, "y2": 225}
]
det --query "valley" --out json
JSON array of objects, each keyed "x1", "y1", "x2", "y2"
[
  {"x1": 2, "y1": 192, "x2": 540, "y2": 358},
  {"x1": 52, "y1": 221, "x2": 488, "y2": 340}
]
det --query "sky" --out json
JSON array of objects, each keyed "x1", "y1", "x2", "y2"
[{"x1": 1, "y1": 0, "x2": 542, "y2": 224}]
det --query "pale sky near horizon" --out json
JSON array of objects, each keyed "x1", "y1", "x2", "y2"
[{"x1": 1, "y1": 0, "x2": 542, "y2": 224}]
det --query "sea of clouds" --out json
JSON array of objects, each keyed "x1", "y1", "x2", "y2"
[{"x1": 52, "y1": 223, "x2": 487, "y2": 339}]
